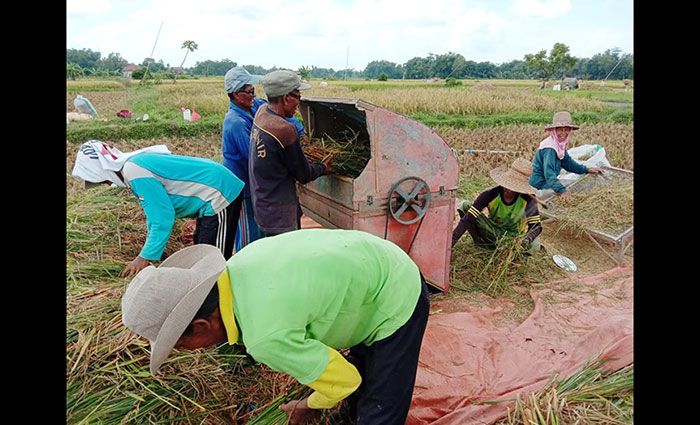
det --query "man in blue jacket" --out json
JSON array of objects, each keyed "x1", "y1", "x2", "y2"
[
  {"x1": 221, "y1": 67, "x2": 307, "y2": 250},
  {"x1": 72, "y1": 140, "x2": 244, "y2": 277}
]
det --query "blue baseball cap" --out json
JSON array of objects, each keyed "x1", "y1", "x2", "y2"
[{"x1": 224, "y1": 67, "x2": 263, "y2": 94}]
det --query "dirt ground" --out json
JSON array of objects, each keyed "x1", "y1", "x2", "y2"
[{"x1": 539, "y1": 221, "x2": 632, "y2": 273}]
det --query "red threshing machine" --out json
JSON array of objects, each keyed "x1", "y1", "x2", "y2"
[{"x1": 297, "y1": 97, "x2": 459, "y2": 292}]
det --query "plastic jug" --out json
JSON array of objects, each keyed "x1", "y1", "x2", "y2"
[{"x1": 182, "y1": 108, "x2": 192, "y2": 121}]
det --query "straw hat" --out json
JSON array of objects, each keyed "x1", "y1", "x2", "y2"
[
  {"x1": 544, "y1": 111, "x2": 579, "y2": 130},
  {"x1": 121, "y1": 244, "x2": 227, "y2": 375},
  {"x1": 489, "y1": 158, "x2": 537, "y2": 195}
]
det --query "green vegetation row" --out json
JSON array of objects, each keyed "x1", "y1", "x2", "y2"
[
  {"x1": 66, "y1": 78, "x2": 632, "y2": 142},
  {"x1": 416, "y1": 108, "x2": 632, "y2": 129},
  {"x1": 67, "y1": 117, "x2": 222, "y2": 143},
  {"x1": 67, "y1": 108, "x2": 631, "y2": 142}
]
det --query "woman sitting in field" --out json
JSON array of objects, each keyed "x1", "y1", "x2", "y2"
[{"x1": 529, "y1": 111, "x2": 602, "y2": 201}]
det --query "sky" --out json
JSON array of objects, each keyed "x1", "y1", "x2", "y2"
[{"x1": 67, "y1": 0, "x2": 633, "y2": 71}]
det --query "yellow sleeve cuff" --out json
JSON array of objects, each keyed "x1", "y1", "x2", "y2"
[
  {"x1": 306, "y1": 347, "x2": 361, "y2": 409},
  {"x1": 216, "y1": 268, "x2": 239, "y2": 345}
]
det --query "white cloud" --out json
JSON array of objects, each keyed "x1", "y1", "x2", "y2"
[
  {"x1": 67, "y1": 0, "x2": 631, "y2": 70},
  {"x1": 67, "y1": 0, "x2": 111, "y2": 15},
  {"x1": 511, "y1": 0, "x2": 571, "y2": 18}
]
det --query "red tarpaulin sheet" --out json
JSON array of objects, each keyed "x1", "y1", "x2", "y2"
[{"x1": 408, "y1": 266, "x2": 633, "y2": 425}]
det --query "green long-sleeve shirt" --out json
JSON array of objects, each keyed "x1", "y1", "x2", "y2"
[{"x1": 224, "y1": 229, "x2": 421, "y2": 386}]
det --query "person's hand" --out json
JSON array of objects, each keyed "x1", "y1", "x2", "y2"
[
  {"x1": 559, "y1": 191, "x2": 572, "y2": 202},
  {"x1": 280, "y1": 398, "x2": 321, "y2": 425},
  {"x1": 321, "y1": 154, "x2": 333, "y2": 175},
  {"x1": 588, "y1": 167, "x2": 603, "y2": 174},
  {"x1": 120, "y1": 256, "x2": 151, "y2": 278}
]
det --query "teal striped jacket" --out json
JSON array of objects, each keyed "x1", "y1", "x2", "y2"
[{"x1": 122, "y1": 152, "x2": 244, "y2": 260}]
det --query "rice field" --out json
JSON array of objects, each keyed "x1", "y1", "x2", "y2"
[{"x1": 66, "y1": 77, "x2": 633, "y2": 424}]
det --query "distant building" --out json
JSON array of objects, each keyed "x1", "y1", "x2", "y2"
[
  {"x1": 122, "y1": 64, "x2": 139, "y2": 78},
  {"x1": 170, "y1": 67, "x2": 185, "y2": 75}
]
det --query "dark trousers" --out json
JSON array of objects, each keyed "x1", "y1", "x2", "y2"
[
  {"x1": 193, "y1": 193, "x2": 243, "y2": 260},
  {"x1": 262, "y1": 205, "x2": 303, "y2": 238},
  {"x1": 347, "y1": 275, "x2": 430, "y2": 425}
]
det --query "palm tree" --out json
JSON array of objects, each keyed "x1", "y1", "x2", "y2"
[
  {"x1": 174, "y1": 40, "x2": 198, "y2": 83},
  {"x1": 298, "y1": 66, "x2": 311, "y2": 80},
  {"x1": 67, "y1": 62, "x2": 84, "y2": 80}
]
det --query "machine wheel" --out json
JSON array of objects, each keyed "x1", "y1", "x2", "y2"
[{"x1": 388, "y1": 176, "x2": 431, "y2": 225}]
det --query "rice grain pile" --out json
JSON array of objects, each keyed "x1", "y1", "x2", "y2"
[{"x1": 549, "y1": 173, "x2": 633, "y2": 236}]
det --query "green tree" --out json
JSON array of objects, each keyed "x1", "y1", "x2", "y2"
[
  {"x1": 140, "y1": 58, "x2": 167, "y2": 72},
  {"x1": 132, "y1": 68, "x2": 152, "y2": 80},
  {"x1": 524, "y1": 49, "x2": 550, "y2": 81},
  {"x1": 432, "y1": 52, "x2": 466, "y2": 79},
  {"x1": 404, "y1": 56, "x2": 434, "y2": 79},
  {"x1": 139, "y1": 57, "x2": 168, "y2": 85},
  {"x1": 66, "y1": 48, "x2": 101, "y2": 69},
  {"x1": 524, "y1": 43, "x2": 576, "y2": 82},
  {"x1": 308, "y1": 66, "x2": 337, "y2": 79},
  {"x1": 96, "y1": 52, "x2": 128, "y2": 73},
  {"x1": 496, "y1": 60, "x2": 530, "y2": 79},
  {"x1": 583, "y1": 49, "x2": 633, "y2": 80},
  {"x1": 364, "y1": 60, "x2": 401, "y2": 79},
  {"x1": 377, "y1": 72, "x2": 388, "y2": 81},
  {"x1": 66, "y1": 62, "x2": 84, "y2": 80},
  {"x1": 298, "y1": 66, "x2": 311, "y2": 80},
  {"x1": 190, "y1": 59, "x2": 237, "y2": 76},
  {"x1": 570, "y1": 58, "x2": 590, "y2": 79},
  {"x1": 244, "y1": 65, "x2": 272, "y2": 75},
  {"x1": 549, "y1": 43, "x2": 577, "y2": 79}
]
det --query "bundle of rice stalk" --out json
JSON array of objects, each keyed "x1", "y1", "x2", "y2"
[
  {"x1": 248, "y1": 385, "x2": 353, "y2": 425},
  {"x1": 450, "y1": 233, "x2": 563, "y2": 297},
  {"x1": 302, "y1": 127, "x2": 371, "y2": 178},
  {"x1": 507, "y1": 390, "x2": 565, "y2": 425},
  {"x1": 498, "y1": 359, "x2": 633, "y2": 425},
  {"x1": 479, "y1": 234, "x2": 529, "y2": 294},
  {"x1": 551, "y1": 175, "x2": 633, "y2": 237},
  {"x1": 247, "y1": 385, "x2": 310, "y2": 424},
  {"x1": 67, "y1": 319, "x2": 259, "y2": 424}
]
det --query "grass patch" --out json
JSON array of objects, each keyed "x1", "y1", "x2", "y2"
[
  {"x1": 542, "y1": 89, "x2": 633, "y2": 104},
  {"x1": 67, "y1": 79, "x2": 129, "y2": 93},
  {"x1": 457, "y1": 175, "x2": 492, "y2": 200},
  {"x1": 66, "y1": 117, "x2": 222, "y2": 142},
  {"x1": 413, "y1": 108, "x2": 632, "y2": 129}
]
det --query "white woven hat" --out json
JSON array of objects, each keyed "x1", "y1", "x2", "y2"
[{"x1": 121, "y1": 244, "x2": 226, "y2": 375}]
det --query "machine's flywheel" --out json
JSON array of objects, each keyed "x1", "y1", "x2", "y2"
[{"x1": 388, "y1": 176, "x2": 431, "y2": 225}]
